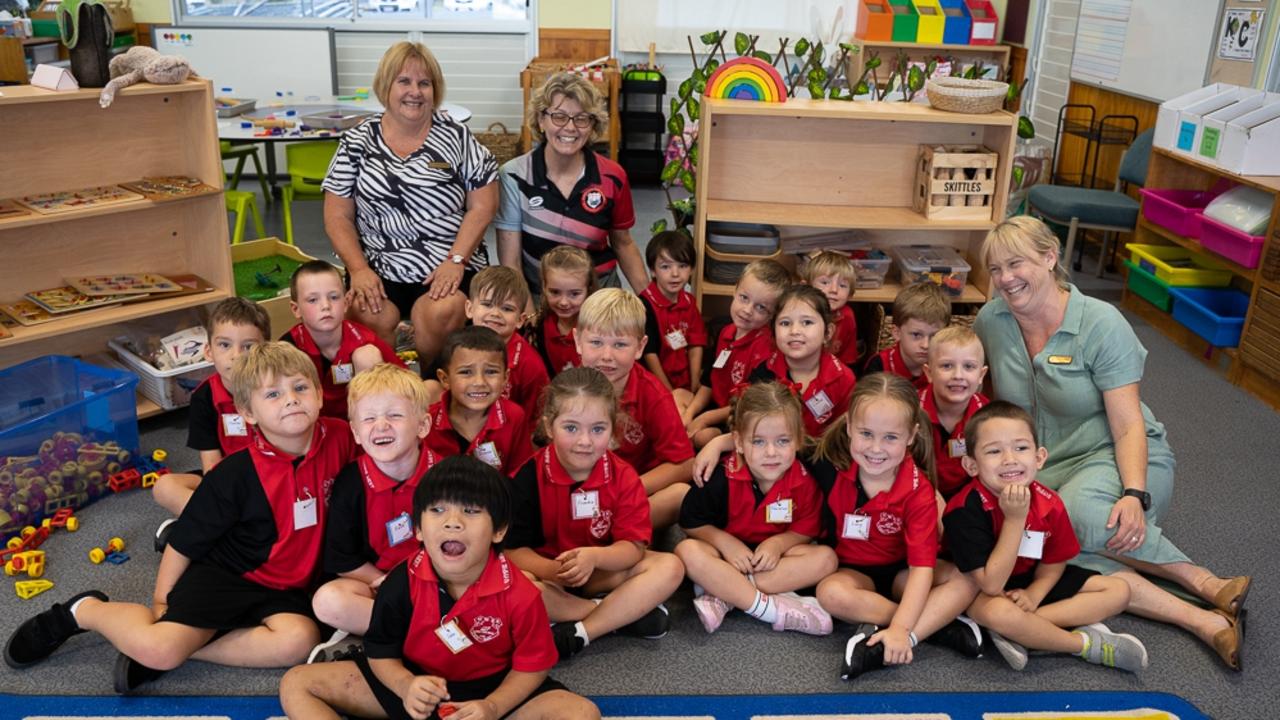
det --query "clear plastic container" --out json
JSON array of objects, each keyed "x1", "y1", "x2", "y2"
[
  {"x1": 850, "y1": 249, "x2": 892, "y2": 289},
  {"x1": 888, "y1": 245, "x2": 972, "y2": 297}
]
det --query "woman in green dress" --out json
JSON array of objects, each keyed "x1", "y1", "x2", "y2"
[{"x1": 973, "y1": 216, "x2": 1248, "y2": 670}]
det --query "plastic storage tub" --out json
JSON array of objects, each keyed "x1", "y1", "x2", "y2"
[
  {"x1": 888, "y1": 245, "x2": 972, "y2": 297},
  {"x1": 706, "y1": 222, "x2": 780, "y2": 255},
  {"x1": 108, "y1": 339, "x2": 215, "y2": 411},
  {"x1": 1197, "y1": 214, "x2": 1266, "y2": 268},
  {"x1": 851, "y1": 249, "x2": 893, "y2": 289},
  {"x1": 1124, "y1": 260, "x2": 1173, "y2": 312},
  {"x1": 1125, "y1": 244, "x2": 1232, "y2": 287},
  {"x1": 1139, "y1": 188, "x2": 1218, "y2": 238},
  {"x1": 1168, "y1": 288, "x2": 1250, "y2": 347}
]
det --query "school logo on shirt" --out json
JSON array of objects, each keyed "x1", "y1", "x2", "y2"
[
  {"x1": 582, "y1": 187, "x2": 605, "y2": 212},
  {"x1": 590, "y1": 509, "x2": 614, "y2": 540},
  {"x1": 876, "y1": 512, "x2": 903, "y2": 535},
  {"x1": 470, "y1": 615, "x2": 503, "y2": 643},
  {"x1": 619, "y1": 413, "x2": 645, "y2": 446},
  {"x1": 731, "y1": 360, "x2": 747, "y2": 385},
  {"x1": 529, "y1": 196, "x2": 544, "y2": 208}
]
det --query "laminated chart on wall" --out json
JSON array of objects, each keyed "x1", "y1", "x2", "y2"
[{"x1": 1070, "y1": 0, "x2": 1133, "y2": 83}]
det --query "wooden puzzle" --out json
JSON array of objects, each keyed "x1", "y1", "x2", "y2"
[
  {"x1": 0, "y1": 300, "x2": 59, "y2": 326},
  {"x1": 15, "y1": 186, "x2": 145, "y2": 215},
  {"x1": 120, "y1": 177, "x2": 218, "y2": 202},
  {"x1": 25, "y1": 286, "x2": 132, "y2": 314},
  {"x1": 68, "y1": 273, "x2": 183, "y2": 297},
  {"x1": 0, "y1": 199, "x2": 31, "y2": 220}
]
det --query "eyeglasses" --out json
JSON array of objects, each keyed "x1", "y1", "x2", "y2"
[{"x1": 542, "y1": 110, "x2": 595, "y2": 129}]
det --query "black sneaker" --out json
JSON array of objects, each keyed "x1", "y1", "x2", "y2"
[
  {"x1": 551, "y1": 623, "x2": 585, "y2": 662},
  {"x1": 154, "y1": 519, "x2": 177, "y2": 553},
  {"x1": 4, "y1": 590, "x2": 108, "y2": 669},
  {"x1": 840, "y1": 623, "x2": 885, "y2": 680},
  {"x1": 306, "y1": 629, "x2": 351, "y2": 664},
  {"x1": 113, "y1": 652, "x2": 167, "y2": 694},
  {"x1": 330, "y1": 644, "x2": 365, "y2": 663},
  {"x1": 925, "y1": 614, "x2": 984, "y2": 658},
  {"x1": 616, "y1": 604, "x2": 670, "y2": 639}
]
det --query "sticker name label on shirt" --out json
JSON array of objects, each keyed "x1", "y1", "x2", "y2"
[
  {"x1": 332, "y1": 363, "x2": 355, "y2": 384},
  {"x1": 765, "y1": 498, "x2": 794, "y2": 524},
  {"x1": 1047, "y1": 355, "x2": 1074, "y2": 365},
  {"x1": 572, "y1": 490, "x2": 600, "y2": 520},
  {"x1": 293, "y1": 494, "x2": 318, "y2": 530},
  {"x1": 222, "y1": 413, "x2": 247, "y2": 437},
  {"x1": 436, "y1": 619, "x2": 474, "y2": 653},
  {"x1": 713, "y1": 348, "x2": 732, "y2": 369},
  {"x1": 948, "y1": 438, "x2": 966, "y2": 458},
  {"x1": 805, "y1": 390, "x2": 835, "y2": 419},
  {"x1": 842, "y1": 513, "x2": 871, "y2": 540},
  {"x1": 386, "y1": 512, "x2": 413, "y2": 547},
  {"x1": 1018, "y1": 530, "x2": 1046, "y2": 559},
  {"x1": 473, "y1": 441, "x2": 502, "y2": 468},
  {"x1": 665, "y1": 329, "x2": 687, "y2": 350}
]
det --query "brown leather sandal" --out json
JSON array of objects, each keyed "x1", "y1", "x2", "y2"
[
  {"x1": 1211, "y1": 607, "x2": 1245, "y2": 671},
  {"x1": 1213, "y1": 575, "x2": 1251, "y2": 617}
]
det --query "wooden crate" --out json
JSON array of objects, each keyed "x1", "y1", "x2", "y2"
[
  {"x1": 519, "y1": 57, "x2": 620, "y2": 161},
  {"x1": 913, "y1": 144, "x2": 998, "y2": 220}
]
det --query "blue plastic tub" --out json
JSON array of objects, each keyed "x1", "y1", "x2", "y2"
[{"x1": 1167, "y1": 288, "x2": 1250, "y2": 348}]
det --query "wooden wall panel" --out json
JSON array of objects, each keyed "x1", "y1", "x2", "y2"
[{"x1": 538, "y1": 28, "x2": 610, "y2": 61}]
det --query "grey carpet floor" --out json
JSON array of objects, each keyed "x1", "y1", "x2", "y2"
[{"x1": 0, "y1": 187, "x2": 1271, "y2": 718}]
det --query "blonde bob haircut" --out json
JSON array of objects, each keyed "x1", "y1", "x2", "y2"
[
  {"x1": 730, "y1": 381, "x2": 807, "y2": 453},
  {"x1": 347, "y1": 363, "x2": 432, "y2": 421},
  {"x1": 372, "y1": 41, "x2": 446, "y2": 108},
  {"x1": 577, "y1": 288, "x2": 646, "y2": 340},
  {"x1": 801, "y1": 250, "x2": 857, "y2": 287},
  {"x1": 526, "y1": 72, "x2": 607, "y2": 145},
  {"x1": 228, "y1": 341, "x2": 321, "y2": 412},
  {"x1": 981, "y1": 215, "x2": 1071, "y2": 289}
]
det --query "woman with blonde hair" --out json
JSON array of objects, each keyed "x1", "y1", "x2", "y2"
[{"x1": 495, "y1": 72, "x2": 649, "y2": 296}]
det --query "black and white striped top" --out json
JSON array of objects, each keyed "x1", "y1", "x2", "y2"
[{"x1": 322, "y1": 111, "x2": 498, "y2": 284}]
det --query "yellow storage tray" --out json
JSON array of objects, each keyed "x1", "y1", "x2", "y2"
[{"x1": 1126, "y1": 243, "x2": 1233, "y2": 288}]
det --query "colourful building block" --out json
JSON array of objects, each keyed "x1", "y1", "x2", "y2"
[
  {"x1": 15, "y1": 579, "x2": 53, "y2": 599},
  {"x1": 912, "y1": 0, "x2": 946, "y2": 43},
  {"x1": 856, "y1": 0, "x2": 895, "y2": 40}
]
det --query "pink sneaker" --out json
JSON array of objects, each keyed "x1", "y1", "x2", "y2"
[
  {"x1": 771, "y1": 594, "x2": 833, "y2": 636},
  {"x1": 693, "y1": 594, "x2": 731, "y2": 633}
]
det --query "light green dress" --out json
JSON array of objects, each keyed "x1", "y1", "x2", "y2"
[{"x1": 974, "y1": 284, "x2": 1190, "y2": 574}]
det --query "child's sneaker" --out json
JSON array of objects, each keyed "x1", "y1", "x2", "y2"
[
  {"x1": 113, "y1": 652, "x2": 167, "y2": 695},
  {"x1": 306, "y1": 628, "x2": 351, "y2": 664},
  {"x1": 925, "y1": 614, "x2": 985, "y2": 658},
  {"x1": 4, "y1": 590, "x2": 107, "y2": 668},
  {"x1": 987, "y1": 629, "x2": 1029, "y2": 670},
  {"x1": 1076, "y1": 623, "x2": 1149, "y2": 672},
  {"x1": 692, "y1": 594, "x2": 731, "y2": 634},
  {"x1": 840, "y1": 623, "x2": 884, "y2": 680},
  {"x1": 153, "y1": 518, "x2": 177, "y2": 553},
  {"x1": 551, "y1": 623, "x2": 585, "y2": 661},
  {"x1": 771, "y1": 594, "x2": 833, "y2": 636},
  {"x1": 617, "y1": 604, "x2": 670, "y2": 639}
]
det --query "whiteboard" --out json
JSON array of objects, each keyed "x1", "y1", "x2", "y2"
[
  {"x1": 1069, "y1": 0, "x2": 1223, "y2": 104},
  {"x1": 153, "y1": 27, "x2": 336, "y2": 102}
]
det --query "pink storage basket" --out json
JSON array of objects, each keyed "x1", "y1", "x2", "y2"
[
  {"x1": 1197, "y1": 214, "x2": 1266, "y2": 268},
  {"x1": 1139, "y1": 189, "x2": 1219, "y2": 239}
]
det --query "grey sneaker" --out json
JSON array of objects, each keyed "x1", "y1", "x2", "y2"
[
  {"x1": 988, "y1": 629, "x2": 1029, "y2": 671},
  {"x1": 306, "y1": 629, "x2": 351, "y2": 664},
  {"x1": 1077, "y1": 623, "x2": 1149, "y2": 672}
]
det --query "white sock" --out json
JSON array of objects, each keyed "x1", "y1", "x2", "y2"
[
  {"x1": 574, "y1": 621, "x2": 591, "y2": 647},
  {"x1": 744, "y1": 591, "x2": 777, "y2": 624},
  {"x1": 68, "y1": 597, "x2": 92, "y2": 625}
]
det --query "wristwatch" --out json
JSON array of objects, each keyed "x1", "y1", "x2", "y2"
[
  {"x1": 449, "y1": 253, "x2": 465, "y2": 265},
  {"x1": 1122, "y1": 488, "x2": 1152, "y2": 511}
]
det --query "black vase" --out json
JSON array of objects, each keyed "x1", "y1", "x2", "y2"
[{"x1": 68, "y1": 3, "x2": 111, "y2": 88}]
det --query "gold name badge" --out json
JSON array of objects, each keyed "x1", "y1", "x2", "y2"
[
  {"x1": 428, "y1": 161, "x2": 452, "y2": 170},
  {"x1": 1047, "y1": 355, "x2": 1074, "y2": 365}
]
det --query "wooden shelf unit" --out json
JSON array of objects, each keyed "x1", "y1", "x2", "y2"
[
  {"x1": 692, "y1": 97, "x2": 1017, "y2": 311},
  {"x1": 0, "y1": 80, "x2": 232, "y2": 371},
  {"x1": 1121, "y1": 146, "x2": 1280, "y2": 411},
  {"x1": 851, "y1": 40, "x2": 1012, "y2": 86}
]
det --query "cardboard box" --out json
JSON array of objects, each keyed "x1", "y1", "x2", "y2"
[
  {"x1": 938, "y1": 0, "x2": 973, "y2": 44},
  {"x1": 1154, "y1": 83, "x2": 1234, "y2": 150},
  {"x1": 1197, "y1": 92, "x2": 1277, "y2": 161},
  {"x1": 888, "y1": 0, "x2": 920, "y2": 42},
  {"x1": 1216, "y1": 100, "x2": 1280, "y2": 176},
  {"x1": 912, "y1": 0, "x2": 946, "y2": 43},
  {"x1": 229, "y1": 238, "x2": 316, "y2": 338},
  {"x1": 965, "y1": 0, "x2": 998, "y2": 44},
  {"x1": 856, "y1": 0, "x2": 895, "y2": 40}
]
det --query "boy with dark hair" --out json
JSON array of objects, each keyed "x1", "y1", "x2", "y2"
[
  {"x1": 640, "y1": 231, "x2": 707, "y2": 416},
  {"x1": 864, "y1": 282, "x2": 951, "y2": 391}
]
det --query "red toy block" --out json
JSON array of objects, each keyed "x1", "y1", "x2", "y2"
[{"x1": 109, "y1": 468, "x2": 141, "y2": 493}]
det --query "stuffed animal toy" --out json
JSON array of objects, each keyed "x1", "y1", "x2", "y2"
[{"x1": 98, "y1": 46, "x2": 194, "y2": 108}]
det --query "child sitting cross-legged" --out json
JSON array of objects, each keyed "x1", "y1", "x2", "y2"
[
  {"x1": 280, "y1": 455, "x2": 601, "y2": 720},
  {"x1": 920, "y1": 325, "x2": 989, "y2": 500},
  {"x1": 863, "y1": 281, "x2": 950, "y2": 391},
  {"x1": 4, "y1": 342, "x2": 356, "y2": 693},
  {"x1": 946, "y1": 401, "x2": 1149, "y2": 672},
  {"x1": 676, "y1": 381, "x2": 837, "y2": 635},
  {"x1": 308, "y1": 363, "x2": 440, "y2": 662},
  {"x1": 506, "y1": 367, "x2": 685, "y2": 661}
]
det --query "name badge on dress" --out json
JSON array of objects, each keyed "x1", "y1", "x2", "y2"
[
  {"x1": 713, "y1": 348, "x2": 732, "y2": 369},
  {"x1": 1018, "y1": 530, "x2": 1046, "y2": 559},
  {"x1": 385, "y1": 512, "x2": 413, "y2": 547},
  {"x1": 572, "y1": 490, "x2": 600, "y2": 520},
  {"x1": 765, "y1": 499, "x2": 794, "y2": 524},
  {"x1": 473, "y1": 441, "x2": 502, "y2": 468},
  {"x1": 221, "y1": 413, "x2": 247, "y2": 437},
  {"x1": 842, "y1": 513, "x2": 871, "y2": 540},
  {"x1": 435, "y1": 619, "x2": 473, "y2": 654},
  {"x1": 332, "y1": 363, "x2": 355, "y2": 384},
  {"x1": 948, "y1": 438, "x2": 966, "y2": 458},
  {"x1": 1047, "y1": 355, "x2": 1074, "y2": 365},
  {"x1": 293, "y1": 490, "x2": 318, "y2": 530},
  {"x1": 805, "y1": 390, "x2": 835, "y2": 419},
  {"x1": 427, "y1": 161, "x2": 453, "y2": 171},
  {"x1": 665, "y1": 329, "x2": 688, "y2": 350}
]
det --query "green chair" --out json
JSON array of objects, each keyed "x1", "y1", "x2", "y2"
[
  {"x1": 221, "y1": 140, "x2": 272, "y2": 202},
  {"x1": 282, "y1": 140, "x2": 338, "y2": 247},
  {"x1": 225, "y1": 189, "x2": 266, "y2": 245}
]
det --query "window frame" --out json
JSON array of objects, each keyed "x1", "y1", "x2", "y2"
[{"x1": 171, "y1": 0, "x2": 535, "y2": 33}]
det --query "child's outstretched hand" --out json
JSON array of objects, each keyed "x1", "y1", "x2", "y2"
[
  {"x1": 442, "y1": 699, "x2": 499, "y2": 720},
  {"x1": 555, "y1": 547, "x2": 598, "y2": 587},
  {"x1": 403, "y1": 675, "x2": 448, "y2": 720},
  {"x1": 999, "y1": 484, "x2": 1031, "y2": 521},
  {"x1": 867, "y1": 626, "x2": 914, "y2": 665}
]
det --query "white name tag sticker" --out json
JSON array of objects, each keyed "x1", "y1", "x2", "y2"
[
  {"x1": 1018, "y1": 530, "x2": 1046, "y2": 560},
  {"x1": 765, "y1": 499, "x2": 793, "y2": 524},
  {"x1": 948, "y1": 438, "x2": 966, "y2": 458},
  {"x1": 293, "y1": 496, "x2": 318, "y2": 530},
  {"x1": 572, "y1": 490, "x2": 600, "y2": 520},
  {"x1": 713, "y1": 348, "x2": 732, "y2": 369},
  {"x1": 805, "y1": 390, "x2": 835, "y2": 419},
  {"x1": 435, "y1": 619, "x2": 474, "y2": 654},
  {"x1": 665, "y1": 329, "x2": 687, "y2": 350},
  {"x1": 385, "y1": 512, "x2": 413, "y2": 547},
  {"x1": 221, "y1": 413, "x2": 247, "y2": 437},
  {"x1": 842, "y1": 513, "x2": 870, "y2": 540},
  {"x1": 473, "y1": 441, "x2": 502, "y2": 468},
  {"x1": 332, "y1": 363, "x2": 355, "y2": 384}
]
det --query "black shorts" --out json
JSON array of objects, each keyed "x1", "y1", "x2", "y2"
[
  {"x1": 354, "y1": 651, "x2": 566, "y2": 720},
  {"x1": 842, "y1": 560, "x2": 909, "y2": 598},
  {"x1": 1007, "y1": 564, "x2": 1098, "y2": 606},
  {"x1": 161, "y1": 562, "x2": 315, "y2": 630},
  {"x1": 381, "y1": 271, "x2": 478, "y2": 320}
]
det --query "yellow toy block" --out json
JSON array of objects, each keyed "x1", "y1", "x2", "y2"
[
  {"x1": 152, "y1": 449, "x2": 168, "y2": 462},
  {"x1": 142, "y1": 472, "x2": 159, "y2": 488},
  {"x1": 15, "y1": 579, "x2": 53, "y2": 600},
  {"x1": 5, "y1": 550, "x2": 45, "y2": 578}
]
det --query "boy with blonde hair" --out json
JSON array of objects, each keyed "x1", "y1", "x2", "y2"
[
  {"x1": 864, "y1": 282, "x2": 951, "y2": 390},
  {"x1": 801, "y1": 251, "x2": 859, "y2": 368},
  {"x1": 921, "y1": 325, "x2": 989, "y2": 498}
]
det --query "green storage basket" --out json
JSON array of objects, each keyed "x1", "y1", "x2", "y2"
[{"x1": 1124, "y1": 259, "x2": 1173, "y2": 312}]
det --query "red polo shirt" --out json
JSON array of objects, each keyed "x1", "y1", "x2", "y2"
[
  {"x1": 536, "y1": 313, "x2": 581, "y2": 376},
  {"x1": 364, "y1": 549, "x2": 558, "y2": 681},
  {"x1": 920, "y1": 387, "x2": 988, "y2": 498},
  {"x1": 709, "y1": 324, "x2": 775, "y2": 408},
  {"x1": 358, "y1": 445, "x2": 439, "y2": 571},
  {"x1": 811, "y1": 456, "x2": 938, "y2": 568},
  {"x1": 944, "y1": 479, "x2": 1080, "y2": 578},
  {"x1": 680, "y1": 453, "x2": 823, "y2": 545},
  {"x1": 503, "y1": 332, "x2": 550, "y2": 424},
  {"x1": 747, "y1": 351, "x2": 856, "y2": 438},
  {"x1": 829, "y1": 304, "x2": 859, "y2": 367},
  {"x1": 425, "y1": 393, "x2": 532, "y2": 478},
  {"x1": 865, "y1": 343, "x2": 928, "y2": 391},
  {"x1": 640, "y1": 281, "x2": 707, "y2": 391},
  {"x1": 285, "y1": 320, "x2": 405, "y2": 419},
  {"x1": 614, "y1": 364, "x2": 694, "y2": 475},
  {"x1": 186, "y1": 373, "x2": 254, "y2": 458}
]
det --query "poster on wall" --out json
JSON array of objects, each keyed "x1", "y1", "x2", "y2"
[{"x1": 1219, "y1": 8, "x2": 1265, "y2": 61}]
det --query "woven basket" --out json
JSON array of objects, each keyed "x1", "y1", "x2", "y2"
[
  {"x1": 926, "y1": 77, "x2": 1009, "y2": 114},
  {"x1": 475, "y1": 122, "x2": 521, "y2": 165}
]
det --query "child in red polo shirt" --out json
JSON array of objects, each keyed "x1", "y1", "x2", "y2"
[
  {"x1": 921, "y1": 326, "x2": 989, "y2": 499},
  {"x1": 685, "y1": 258, "x2": 791, "y2": 448},
  {"x1": 506, "y1": 368, "x2": 685, "y2": 661},
  {"x1": 280, "y1": 455, "x2": 601, "y2": 720},
  {"x1": 309, "y1": 364, "x2": 439, "y2": 662},
  {"x1": 5, "y1": 343, "x2": 356, "y2": 693},
  {"x1": 283, "y1": 261, "x2": 404, "y2": 420},
  {"x1": 808, "y1": 373, "x2": 984, "y2": 680},
  {"x1": 801, "y1": 250, "x2": 859, "y2": 369},
  {"x1": 467, "y1": 266, "x2": 549, "y2": 418},
  {"x1": 746, "y1": 285, "x2": 856, "y2": 439},
  {"x1": 576, "y1": 288, "x2": 694, "y2": 528},
  {"x1": 530, "y1": 246, "x2": 597, "y2": 376},
  {"x1": 640, "y1": 230, "x2": 707, "y2": 415},
  {"x1": 864, "y1": 282, "x2": 951, "y2": 391},
  {"x1": 946, "y1": 401, "x2": 1148, "y2": 673},
  {"x1": 677, "y1": 382, "x2": 836, "y2": 635},
  {"x1": 426, "y1": 326, "x2": 533, "y2": 477}
]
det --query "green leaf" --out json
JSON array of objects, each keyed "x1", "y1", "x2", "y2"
[
  {"x1": 692, "y1": 66, "x2": 707, "y2": 82},
  {"x1": 1007, "y1": 80, "x2": 1021, "y2": 102},
  {"x1": 854, "y1": 80, "x2": 871, "y2": 96},
  {"x1": 828, "y1": 86, "x2": 843, "y2": 100},
  {"x1": 678, "y1": 78, "x2": 693, "y2": 99},
  {"x1": 814, "y1": 42, "x2": 825, "y2": 63},
  {"x1": 807, "y1": 81, "x2": 824, "y2": 99},
  {"x1": 794, "y1": 38, "x2": 810, "y2": 56},
  {"x1": 670, "y1": 97, "x2": 680, "y2": 117},
  {"x1": 680, "y1": 169, "x2": 696, "y2": 193},
  {"x1": 660, "y1": 158, "x2": 682, "y2": 183},
  {"x1": 753, "y1": 50, "x2": 772, "y2": 63},
  {"x1": 926, "y1": 60, "x2": 938, "y2": 76},
  {"x1": 705, "y1": 58, "x2": 720, "y2": 74},
  {"x1": 963, "y1": 65, "x2": 978, "y2": 80},
  {"x1": 808, "y1": 67, "x2": 828, "y2": 84},
  {"x1": 839, "y1": 42, "x2": 858, "y2": 53},
  {"x1": 650, "y1": 218, "x2": 669, "y2": 234},
  {"x1": 695, "y1": 79, "x2": 707, "y2": 94},
  {"x1": 884, "y1": 75, "x2": 897, "y2": 97},
  {"x1": 734, "y1": 32, "x2": 750, "y2": 56},
  {"x1": 908, "y1": 66, "x2": 924, "y2": 92},
  {"x1": 689, "y1": 145, "x2": 699, "y2": 167},
  {"x1": 866, "y1": 56, "x2": 882, "y2": 70},
  {"x1": 667, "y1": 114, "x2": 685, "y2": 136},
  {"x1": 699, "y1": 30, "x2": 720, "y2": 45},
  {"x1": 1011, "y1": 166, "x2": 1025, "y2": 189},
  {"x1": 1018, "y1": 116, "x2": 1036, "y2": 140},
  {"x1": 687, "y1": 97, "x2": 700, "y2": 121}
]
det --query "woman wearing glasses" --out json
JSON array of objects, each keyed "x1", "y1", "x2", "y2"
[
  {"x1": 324, "y1": 41, "x2": 498, "y2": 366},
  {"x1": 496, "y1": 72, "x2": 649, "y2": 296}
]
